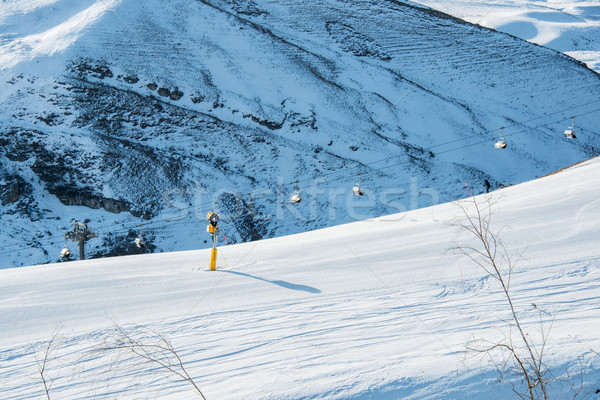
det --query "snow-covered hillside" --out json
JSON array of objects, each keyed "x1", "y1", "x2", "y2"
[
  {"x1": 414, "y1": 0, "x2": 600, "y2": 72},
  {"x1": 1, "y1": 156, "x2": 600, "y2": 399},
  {"x1": 1, "y1": 0, "x2": 600, "y2": 268}
]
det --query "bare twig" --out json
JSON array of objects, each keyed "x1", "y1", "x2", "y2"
[
  {"x1": 452, "y1": 196, "x2": 548, "y2": 399},
  {"x1": 31, "y1": 327, "x2": 63, "y2": 400},
  {"x1": 95, "y1": 322, "x2": 207, "y2": 399}
]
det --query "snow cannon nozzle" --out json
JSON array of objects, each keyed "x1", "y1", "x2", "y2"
[{"x1": 207, "y1": 212, "x2": 219, "y2": 227}]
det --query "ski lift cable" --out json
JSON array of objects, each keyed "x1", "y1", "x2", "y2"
[
  {"x1": 4, "y1": 2, "x2": 600, "y2": 255},
  {"x1": 288, "y1": 106, "x2": 600, "y2": 188},
  {"x1": 1, "y1": 106, "x2": 600, "y2": 255},
  {"x1": 4, "y1": 103, "x2": 600, "y2": 255},
  {"x1": 113, "y1": 112, "x2": 600, "y2": 227},
  {"x1": 2, "y1": 106, "x2": 600, "y2": 254},
  {"x1": 427, "y1": 98, "x2": 600, "y2": 151},
  {"x1": 5, "y1": 110, "x2": 599, "y2": 256},
  {"x1": 154, "y1": 106, "x2": 600, "y2": 210},
  {"x1": 91, "y1": 101, "x2": 600, "y2": 209},
  {"x1": 85, "y1": 100, "x2": 600, "y2": 203},
  {"x1": 436, "y1": 109, "x2": 600, "y2": 156}
]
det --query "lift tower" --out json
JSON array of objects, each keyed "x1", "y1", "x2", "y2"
[{"x1": 65, "y1": 221, "x2": 96, "y2": 260}]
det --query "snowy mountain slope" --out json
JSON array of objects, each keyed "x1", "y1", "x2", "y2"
[
  {"x1": 1, "y1": 156, "x2": 600, "y2": 399},
  {"x1": 413, "y1": 0, "x2": 600, "y2": 72},
  {"x1": 1, "y1": 0, "x2": 600, "y2": 268}
]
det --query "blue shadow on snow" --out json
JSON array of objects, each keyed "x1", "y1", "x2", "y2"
[{"x1": 220, "y1": 270, "x2": 321, "y2": 293}]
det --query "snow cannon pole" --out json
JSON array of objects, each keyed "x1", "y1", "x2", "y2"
[{"x1": 207, "y1": 212, "x2": 220, "y2": 271}]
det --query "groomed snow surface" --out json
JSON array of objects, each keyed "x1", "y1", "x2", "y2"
[
  {"x1": 1, "y1": 157, "x2": 600, "y2": 399},
  {"x1": 2, "y1": 0, "x2": 600, "y2": 269}
]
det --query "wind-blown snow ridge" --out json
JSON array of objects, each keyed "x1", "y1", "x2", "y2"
[
  {"x1": 414, "y1": 0, "x2": 600, "y2": 72},
  {"x1": 0, "y1": 0, "x2": 121, "y2": 70},
  {"x1": 1, "y1": 156, "x2": 599, "y2": 399}
]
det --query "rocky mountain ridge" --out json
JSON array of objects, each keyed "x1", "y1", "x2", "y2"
[{"x1": 1, "y1": 0, "x2": 599, "y2": 268}]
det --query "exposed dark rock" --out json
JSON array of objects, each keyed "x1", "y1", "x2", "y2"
[
  {"x1": 70, "y1": 58, "x2": 113, "y2": 79},
  {"x1": 217, "y1": 191, "x2": 267, "y2": 242},
  {"x1": 53, "y1": 186, "x2": 134, "y2": 214},
  {"x1": 147, "y1": 82, "x2": 158, "y2": 90},
  {"x1": 36, "y1": 113, "x2": 61, "y2": 126},
  {"x1": 169, "y1": 88, "x2": 184, "y2": 100},
  {"x1": 0, "y1": 174, "x2": 42, "y2": 221},
  {"x1": 90, "y1": 230, "x2": 156, "y2": 259},
  {"x1": 123, "y1": 75, "x2": 139, "y2": 84},
  {"x1": 244, "y1": 113, "x2": 286, "y2": 130},
  {"x1": 217, "y1": 0, "x2": 269, "y2": 16},
  {"x1": 0, "y1": 177, "x2": 22, "y2": 204},
  {"x1": 157, "y1": 87, "x2": 171, "y2": 97},
  {"x1": 0, "y1": 128, "x2": 154, "y2": 219}
]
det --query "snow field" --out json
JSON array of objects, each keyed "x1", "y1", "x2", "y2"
[
  {"x1": 1, "y1": 157, "x2": 600, "y2": 398},
  {"x1": 414, "y1": 0, "x2": 600, "y2": 72}
]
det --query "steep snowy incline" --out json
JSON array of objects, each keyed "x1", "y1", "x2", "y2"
[
  {"x1": 0, "y1": 157, "x2": 599, "y2": 399},
  {"x1": 1, "y1": 0, "x2": 600, "y2": 268}
]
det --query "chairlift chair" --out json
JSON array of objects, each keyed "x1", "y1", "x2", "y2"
[
  {"x1": 135, "y1": 236, "x2": 145, "y2": 248},
  {"x1": 353, "y1": 174, "x2": 365, "y2": 196},
  {"x1": 495, "y1": 127, "x2": 507, "y2": 149},
  {"x1": 290, "y1": 183, "x2": 302, "y2": 204},
  {"x1": 564, "y1": 116, "x2": 577, "y2": 139},
  {"x1": 60, "y1": 234, "x2": 71, "y2": 258},
  {"x1": 60, "y1": 246, "x2": 71, "y2": 258},
  {"x1": 135, "y1": 225, "x2": 145, "y2": 248}
]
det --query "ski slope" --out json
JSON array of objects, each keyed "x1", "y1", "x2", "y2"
[{"x1": 1, "y1": 157, "x2": 600, "y2": 399}]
